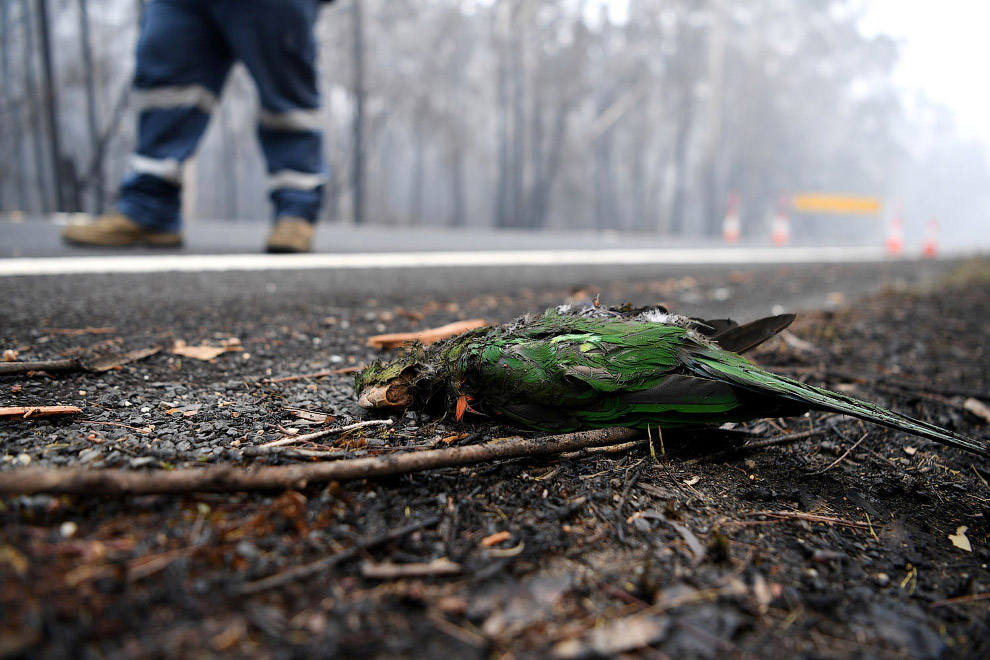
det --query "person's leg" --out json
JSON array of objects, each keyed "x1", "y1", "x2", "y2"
[
  {"x1": 216, "y1": 0, "x2": 325, "y2": 247},
  {"x1": 119, "y1": 0, "x2": 234, "y2": 232}
]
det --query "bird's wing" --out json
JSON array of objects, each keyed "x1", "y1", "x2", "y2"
[{"x1": 458, "y1": 319, "x2": 753, "y2": 429}]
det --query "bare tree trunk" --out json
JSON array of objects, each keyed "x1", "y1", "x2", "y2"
[
  {"x1": 20, "y1": 0, "x2": 50, "y2": 213},
  {"x1": 447, "y1": 44, "x2": 466, "y2": 228},
  {"x1": 508, "y1": 7, "x2": 525, "y2": 229},
  {"x1": 0, "y1": 0, "x2": 12, "y2": 209},
  {"x1": 493, "y1": 0, "x2": 511, "y2": 228},
  {"x1": 527, "y1": 102, "x2": 568, "y2": 230},
  {"x1": 630, "y1": 101, "x2": 650, "y2": 232},
  {"x1": 409, "y1": 116, "x2": 424, "y2": 225},
  {"x1": 448, "y1": 138, "x2": 465, "y2": 227},
  {"x1": 699, "y1": 0, "x2": 726, "y2": 237},
  {"x1": 526, "y1": 80, "x2": 544, "y2": 229},
  {"x1": 594, "y1": 122, "x2": 615, "y2": 231},
  {"x1": 669, "y1": 85, "x2": 694, "y2": 236},
  {"x1": 36, "y1": 0, "x2": 68, "y2": 211},
  {"x1": 350, "y1": 0, "x2": 365, "y2": 224},
  {"x1": 78, "y1": 0, "x2": 103, "y2": 213}
]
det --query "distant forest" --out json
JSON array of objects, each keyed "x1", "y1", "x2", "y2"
[{"x1": 1, "y1": 0, "x2": 988, "y2": 245}]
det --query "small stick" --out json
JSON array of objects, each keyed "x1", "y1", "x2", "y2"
[
  {"x1": 0, "y1": 427, "x2": 641, "y2": 495},
  {"x1": 562, "y1": 439, "x2": 649, "y2": 458},
  {"x1": 281, "y1": 418, "x2": 394, "y2": 445},
  {"x1": 240, "y1": 447, "x2": 364, "y2": 461},
  {"x1": 0, "y1": 345, "x2": 161, "y2": 375},
  {"x1": 258, "y1": 436, "x2": 304, "y2": 449},
  {"x1": 0, "y1": 359, "x2": 83, "y2": 376},
  {"x1": 41, "y1": 326, "x2": 116, "y2": 336},
  {"x1": 79, "y1": 419, "x2": 152, "y2": 434},
  {"x1": 246, "y1": 419, "x2": 397, "y2": 456},
  {"x1": 813, "y1": 431, "x2": 869, "y2": 474},
  {"x1": 742, "y1": 510, "x2": 870, "y2": 530},
  {"x1": 237, "y1": 515, "x2": 441, "y2": 594},
  {"x1": 261, "y1": 366, "x2": 363, "y2": 384},
  {"x1": 360, "y1": 558, "x2": 461, "y2": 579},
  {"x1": 0, "y1": 405, "x2": 83, "y2": 419},
  {"x1": 365, "y1": 319, "x2": 488, "y2": 349},
  {"x1": 929, "y1": 592, "x2": 990, "y2": 608}
]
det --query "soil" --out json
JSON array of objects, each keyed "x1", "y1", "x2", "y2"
[{"x1": 2, "y1": 259, "x2": 989, "y2": 659}]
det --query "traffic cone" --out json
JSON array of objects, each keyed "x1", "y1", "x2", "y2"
[
  {"x1": 922, "y1": 218, "x2": 939, "y2": 259},
  {"x1": 722, "y1": 192, "x2": 741, "y2": 243},
  {"x1": 770, "y1": 196, "x2": 790, "y2": 246},
  {"x1": 885, "y1": 203, "x2": 904, "y2": 256}
]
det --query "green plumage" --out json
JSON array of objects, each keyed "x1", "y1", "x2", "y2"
[{"x1": 355, "y1": 305, "x2": 986, "y2": 456}]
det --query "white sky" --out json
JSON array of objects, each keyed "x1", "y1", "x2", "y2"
[{"x1": 857, "y1": 1, "x2": 990, "y2": 140}]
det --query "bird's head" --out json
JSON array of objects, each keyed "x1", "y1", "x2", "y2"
[{"x1": 355, "y1": 347, "x2": 429, "y2": 411}]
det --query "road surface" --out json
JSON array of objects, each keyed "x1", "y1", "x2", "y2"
[{"x1": 1, "y1": 217, "x2": 973, "y2": 333}]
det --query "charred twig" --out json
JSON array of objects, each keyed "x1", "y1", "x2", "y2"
[
  {"x1": 78, "y1": 419, "x2": 153, "y2": 434},
  {"x1": 0, "y1": 359, "x2": 83, "y2": 376},
  {"x1": 261, "y1": 366, "x2": 364, "y2": 384},
  {"x1": 240, "y1": 447, "x2": 365, "y2": 461},
  {"x1": 561, "y1": 438, "x2": 650, "y2": 458},
  {"x1": 813, "y1": 431, "x2": 870, "y2": 474},
  {"x1": 360, "y1": 558, "x2": 461, "y2": 579},
  {"x1": 740, "y1": 510, "x2": 871, "y2": 530},
  {"x1": 237, "y1": 515, "x2": 441, "y2": 594},
  {"x1": 615, "y1": 464, "x2": 643, "y2": 543},
  {"x1": 254, "y1": 419, "x2": 394, "y2": 452},
  {"x1": 0, "y1": 346, "x2": 162, "y2": 376},
  {"x1": 0, "y1": 427, "x2": 642, "y2": 495},
  {"x1": 929, "y1": 592, "x2": 990, "y2": 608}
]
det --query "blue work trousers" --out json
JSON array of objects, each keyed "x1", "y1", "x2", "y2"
[{"x1": 118, "y1": 0, "x2": 326, "y2": 231}]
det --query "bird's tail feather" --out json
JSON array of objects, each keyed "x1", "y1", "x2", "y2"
[{"x1": 693, "y1": 352, "x2": 987, "y2": 456}]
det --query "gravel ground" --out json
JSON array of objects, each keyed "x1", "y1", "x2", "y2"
[{"x1": 1, "y1": 258, "x2": 988, "y2": 659}]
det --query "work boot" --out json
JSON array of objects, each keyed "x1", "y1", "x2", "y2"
[
  {"x1": 61, "y1": 213, "x2": 182, "y2": 247},
  {"x1": 266, "y1": 217, "x2": 314, "y2": 253}
]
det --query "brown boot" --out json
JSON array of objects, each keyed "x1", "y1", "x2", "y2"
[
  {"x1": 265, "y1": 217, "x2": 314, "y2": 253},
  {"x1": 61, "y1": 213, "x2": 182, "y2": 247}
]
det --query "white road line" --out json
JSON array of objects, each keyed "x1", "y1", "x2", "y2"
[{"x1": 0, "y1": 247, "x2": 896, "y2": 276}]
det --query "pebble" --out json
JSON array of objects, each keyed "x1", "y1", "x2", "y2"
[
  {"x1": 129, "y1": 457, "x2": 159, "y2": 468},
  {"x1": 235, "y1": 540, "x2": 259, "y2": 559}
]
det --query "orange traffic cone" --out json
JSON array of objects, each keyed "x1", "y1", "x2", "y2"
[
  {"x1": 921, "y1": 218, "x2": 939, "y2": 259},
  {"x1": 722, "y1": 192, "x2": 741, "y2": 243},
  {"x1": 770, "y1": 196, "x2": 790, "y2": 246},
  {"x1": 885, "y1": 203, "x2": 904, "y2": 256}
]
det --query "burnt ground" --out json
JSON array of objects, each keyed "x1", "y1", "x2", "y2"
[{"x1": 1, "y1": 259, "x2": 989, "y2": 659}]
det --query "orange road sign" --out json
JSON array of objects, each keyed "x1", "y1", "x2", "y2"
[{"x1": 791, "y1": 194, "x2": 883, "y2": 215}]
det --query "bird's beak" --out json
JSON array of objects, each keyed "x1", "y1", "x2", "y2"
[{"x1": 358, "y1": 383, "x2": 412, "y2": 410}]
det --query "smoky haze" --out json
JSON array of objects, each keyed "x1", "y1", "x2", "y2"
[{"x1": 1, "y1": 0, "x2": 988, "y2": 251}]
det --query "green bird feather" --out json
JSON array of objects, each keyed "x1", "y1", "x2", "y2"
[{"x1": 355, "y1": 304, "x2": 986, "y2": 456}]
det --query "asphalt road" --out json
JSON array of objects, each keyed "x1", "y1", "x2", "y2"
[{"x1": 1, "y1": 217, "x2": 973, "y2": 334}]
